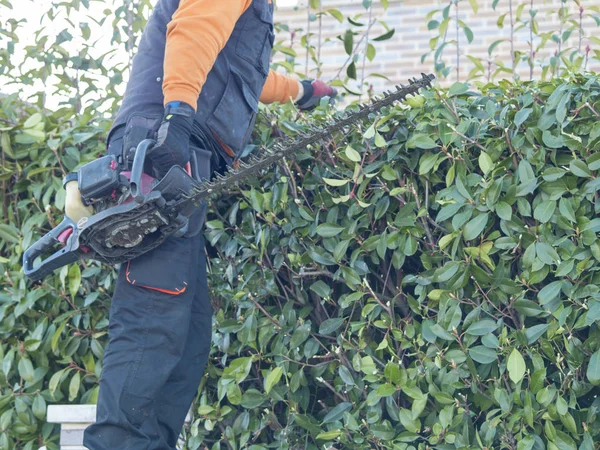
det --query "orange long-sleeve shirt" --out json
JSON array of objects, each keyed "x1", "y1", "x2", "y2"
[{"x1": 162, "y1": 0, "x2": 299, "y2": 109}]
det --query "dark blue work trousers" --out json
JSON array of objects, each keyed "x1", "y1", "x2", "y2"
[{"x1": 83, "y1": 232, "x2": 212, "y2": 449}]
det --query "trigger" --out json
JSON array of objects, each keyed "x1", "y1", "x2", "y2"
[{"x1": 58, "y1": 228, "x2": 73, "y2": 245}]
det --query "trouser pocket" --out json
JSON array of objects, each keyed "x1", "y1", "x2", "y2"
[{"x1": 125, "y1": 236, "x2": 192, "y2": 296}]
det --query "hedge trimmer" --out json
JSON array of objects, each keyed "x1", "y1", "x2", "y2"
[{"x1": 23, "y1": 73, "x2": 435, "y2": 281}]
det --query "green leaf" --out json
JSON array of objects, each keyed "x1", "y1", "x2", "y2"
[
  {"x1": 327, "y1": 9, "x2": 344, "y2": 22},
  {"x1": 345, "y1": 145, "x2": 361, "y2": 162},
  {"x1": 496, "y1": 202, "x2": 512, "y2": 220},
  {"x1": 419, "y1": 153, "x2": 439, "y2": 175},
  {"x1": 463, "y1": 213, "x2": 489, "y2": 241},
  {"x1": 18, "y1": 358, "x2": 34, "y2": 383},
  {"x1": 399, "y1": 408, "x2": 421, "y2": 433},
  {"x1": 323, "y1": 178, "x2": 349, "y2": 187},
  {"x1": 343, "y1": 29, "x2": 353, "y2": 55},
  {"x1": 570, "y1": 159, "x2": 591, "y2": 177},
  {"x1": 533, "y1": 200, "x2": 555, "y2": 223},
  {"x1": 69, "y1": 371, "x2": 80, "y2": 401},
  {"x1": 469, "y1": 346, "x2": 497, "y2": 364},
  {"x1": 449, "y1": 82, "x2": 469, "y2": 96},
  {"x1": 524, "y1": 324, "x2": 549, "y2": 344},
  {"x1": 479, "y1": 151, "x2": 494, "y2": 175},
  {"x1": 507, "y1": 348, "x2": 526, "y2": 383},
  {"x1": 316, "y1": 223, "x2": 345, "y2": 237},
  {"x1": 373, "y1": 28, "x2": 395, "y2": 41},
  {"x1": 68, "y1": 264, "x2": 81, "y2": 299},
  {"x1": 587, "y1": 350, "x2": 600, "y2": 385},
  {"x1": 0, "y1": 224, "x2": 20, "y2": 244},
  {"x1": 319, "y1": 318, "x2": 345, "y2": 335},
  {"x1": 322, "y1": 402, "x2": 352, "y2": 423},
  {"x1": 407, "y1": 134, "x2": 437, "y2": 149},
  {"x1": 582, "y1": 218, "x2": 600, "y2": 232},
  {"x1": 316, "y1": 429, "x2": 342, "y2": 440},
  {"x1": 23, "y1": 113, "x2": 43, "y2": 129},
  {"x1": 376, "y1": 383, "x2": 396, "y2": 397},
  {"x1": 32, "y1": 394, "x2": 46, "y2": 420},
  {"x1": 536, "y1": 242, "x2": 560, "y2": 266},
  {"x1": 310, "y1": 280, "x2": 332, "y2": 298},
  {"x1": 538, "y1": 281, "x2": 562, "y2": 304},
  {"x1": 366, "y1": 43, "x2": 376, "y2": 61},
  {"x1": 265, "y1": 366, "x2": 283, "y2": 394},
  {"x1": 465, "y1": 320, "x2": 498, "y2": 336},
  {"x1": 240, "y1": 389, "x2": 267, "y2": 409},
  {"x1": 49, "y1": 369, "x2": 65, "y2": 398},
  {"x1": 587, "y1": 152, "x2": 600, "y2": 171},
  {"x1": 514, "y1": 108, "x2": 532, "y2": 127},
  {"x1": 542, "y1": 130, "x2": 564, "y2": 148}
]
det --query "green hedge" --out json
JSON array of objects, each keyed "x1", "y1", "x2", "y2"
[{"x1": 2, "y1": 74, "x2": 600, "y2": 450}]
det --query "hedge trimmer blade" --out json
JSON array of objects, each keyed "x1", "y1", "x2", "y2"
[{"x1": 193, "y1": 73, "x2": 435, "y2": 201}]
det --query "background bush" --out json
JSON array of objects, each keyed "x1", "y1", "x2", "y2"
[{"x1": 3, "y1": 1, "x2": 600, "y2": 449}]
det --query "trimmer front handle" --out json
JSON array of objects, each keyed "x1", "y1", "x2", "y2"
[{"x1": 22, "y1": 217, "x2": 81, "y2": 281}]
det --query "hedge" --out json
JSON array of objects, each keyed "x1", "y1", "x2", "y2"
[{"x1": 2, "y1": 73, "x2": 600, "y2": 449}]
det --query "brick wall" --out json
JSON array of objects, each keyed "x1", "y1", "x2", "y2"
[{"x1": 273, "y1": 0, "x2": 600, "y2": 93}]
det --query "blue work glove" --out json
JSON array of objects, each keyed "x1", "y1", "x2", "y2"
[
  {"x1": 296, "y1": 79, "x2": 338, "y2": 111},
  {"x1": 149, "y1": 101, "x2": 195, "y2": 178}
]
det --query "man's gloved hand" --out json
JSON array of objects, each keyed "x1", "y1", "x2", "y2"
[
  {"x1": 149, "y1": 101, "x2": 195, "y2": 178},
  {"x1": 296, "y1": 79, "x2": 338, "y2": 111}
]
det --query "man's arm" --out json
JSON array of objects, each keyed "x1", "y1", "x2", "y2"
[
  {"x1": 259, "y1": 70, "x2": 301, "y2": 104},
  {"x1": 162, "y1": 0, "x2": 253, "y2": 109},
  {"x1": 260, "y1": 71, "x2": 338, "y2": 110}
]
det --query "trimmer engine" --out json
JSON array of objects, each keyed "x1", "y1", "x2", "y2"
[{"x1": 23, "y1": 140, "x2": 206, "y2": 280}]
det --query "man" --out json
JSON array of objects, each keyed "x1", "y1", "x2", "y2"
[{"x1": 81, "y1": 0, "x2": 336, "y2": 448}]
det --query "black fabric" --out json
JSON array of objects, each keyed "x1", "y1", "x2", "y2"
[
  {"x1": 296, "y1": 79, "x2": 314, "y2": 106},
  {"x1": 149, "y1": 102, "x2": 195, "y2": 178},
  {"x1": 104, "y1": 127, "x2": 213, "y2": 239},
  {"x1": 112, "y1": 0, "x2": 274, "y2": 160},
  {"x1": 83, "y1": 234, "x2": 212, "y2": 450}
]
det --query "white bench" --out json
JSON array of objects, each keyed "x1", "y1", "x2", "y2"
[{"x1": 43, "y1": 405, "x2": 191, "y2": 449}]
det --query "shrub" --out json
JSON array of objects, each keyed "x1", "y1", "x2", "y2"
[
  {"x1": 3, "y1": 73, "x2": 600, "y2": 449},
  {"x1": 191, "y1": 73, "x2": 600, "y2": 449}
]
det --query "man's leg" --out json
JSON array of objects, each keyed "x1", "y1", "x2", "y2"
[
  {"x1": 152, "y1": 234, "x2": 213, "y2": 446},
  {"x1": 83, "y1": 235, "x2": 201, "y2": 450}
]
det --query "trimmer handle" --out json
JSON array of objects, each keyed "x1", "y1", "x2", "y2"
[
  {"x1": 23, "y1": 217, "x2": 80, "y2": 281},
  {"x1": 129, "y1": 139, "x2": 157, "y2": 203}
]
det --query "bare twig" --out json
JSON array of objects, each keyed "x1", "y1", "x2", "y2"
[
  {"x1": 332, "y1": 18, "x2": 378, "y2": 81},
  {"x1": 529, "y1": 0, "x2": 534, "y2": 80},
  {"x1": 316, "y1": 376, "x2": 349, "y2": 402},
  {"x1": 410, "y1": 182, "x2": 436, "y2": 249},
  {"x1": 126, "y1": 0, "x2": 136, "y2": 72},
  {"x1": 574, "y1": 102, "x2": 600, "y2": 120},
  {"x1": 305, "y1": 1, "x2": 311, "y2": 77},
  {"x1": 293, "y1": 270, "x2": 335, "y2": 279},
  {"x1": 508, "y1": 0, "x2": 515, "y2": 72},
  {"x1": 360, "y1": 4, "x2": 373, "y2": 99},
  {"x1": 455, "y1": 0, "x2": 460, "y2": 80},
  {"x1": 317, "y1": 0, "x2": 323, "y2": 75}
]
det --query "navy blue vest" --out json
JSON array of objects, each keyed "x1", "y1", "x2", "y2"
[{"x1": 113, "y1": 0, "x2": 274, "y2": 160}]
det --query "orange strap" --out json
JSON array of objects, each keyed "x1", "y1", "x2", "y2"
[{"x1": 126, "y1": 261, "x2": 188, "y2": 295}]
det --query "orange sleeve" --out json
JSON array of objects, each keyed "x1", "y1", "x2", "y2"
[
  {"x1": 259, "y1": 70, "x2": 300, "y2": 104},
  {"x1": 162, "y1": 0, "x2": 253, "y2": 109}
]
